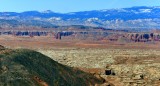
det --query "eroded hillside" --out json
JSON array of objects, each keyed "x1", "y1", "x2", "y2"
[{"x1": 0, "y1": 46, "x2": 104, "y2": 86}]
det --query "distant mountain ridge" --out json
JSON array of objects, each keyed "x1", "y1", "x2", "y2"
[{"x1": 0, "y1": 6, "x2": 160, "y2": 30}]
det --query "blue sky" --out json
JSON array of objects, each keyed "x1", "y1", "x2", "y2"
[{"x1": 0, "y1": 0, "x2": 160, "y2": 13}]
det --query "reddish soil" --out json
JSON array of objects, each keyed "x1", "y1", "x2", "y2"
[
  {"x1": 0, "y1": 35, "x2": 160, "y2": 50},
  {"x1": 33, "y1": 76, "x2": 48, "y2": 86}
]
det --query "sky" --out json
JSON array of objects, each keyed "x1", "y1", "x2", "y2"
[{"x1": 0, "y1": 0, "x2": 160, "y2": 13}]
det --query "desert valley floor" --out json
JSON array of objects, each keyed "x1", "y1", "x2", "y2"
[{"x1": 0, "y1": 35, "x2": 160, "y2": 86}]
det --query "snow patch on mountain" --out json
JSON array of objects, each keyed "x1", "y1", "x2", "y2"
[
  {"x1": 40, "y1": 10, "x2": 53, "y2": 13},
  {"x1": 48, "y1": 17, "x2": 61, "y2": 21},
  {"x1": 139, "y1": 9, "x2": 152, "y2": 13},
  {"x1": 87, "y1": 18, "x2": 99, "y2": 22}
]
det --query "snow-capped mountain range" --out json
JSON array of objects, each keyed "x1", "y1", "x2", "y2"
[{"x1": 0, "y1": 6, "x2": 160, "y2": 30}]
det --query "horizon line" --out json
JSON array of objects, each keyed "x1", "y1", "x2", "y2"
[{"x1": 0, "y1": 6, "x2": 160, "y2": 13}]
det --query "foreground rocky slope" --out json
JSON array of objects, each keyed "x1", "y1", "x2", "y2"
[
  {"x1": 38, "y1": 48, "x2": 160, "y2": 68},
  {"x1": 0, "y1": 46, "x2": 103, "y2": 86},
  {"x1": 39, "y1": 48, "x2": 160, "y2": 86}
]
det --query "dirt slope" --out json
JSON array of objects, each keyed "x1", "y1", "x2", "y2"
[{"x1": 0, "y1": 47, "x2": 103, "y2": 86}]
